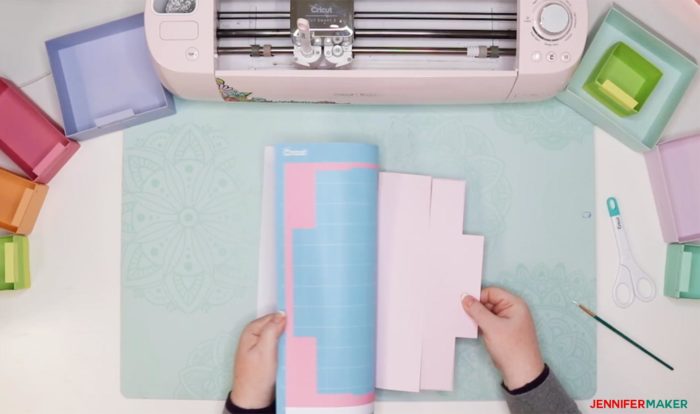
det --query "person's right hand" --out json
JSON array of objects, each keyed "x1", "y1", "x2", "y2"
[
  {"x1": 462, "y1": 287, "x2": 545, "y2": 391},
  {"x1": 230, "y1": 312, "x2": 286, "y2": 409}
]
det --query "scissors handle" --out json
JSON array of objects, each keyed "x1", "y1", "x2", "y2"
[
  {"x1": 613, "y1": 266, "x2": 636, "y2": 308},
  {"x1": 631, "y1": 268, "x2": 657, "y2": 302},
  {"x1": 613, "y1": 262, "x2": 658, "y2": 308}
]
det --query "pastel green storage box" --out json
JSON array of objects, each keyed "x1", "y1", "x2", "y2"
[
  {"x1": 664, "y1": 243, "x2": 700, "y2": 299},
  {"x1": 584, "y1": 42, "x2": 662, "y2": 117},
  {"x1": 558, "y1": 6, "x2": 697, "y2": 152},
  {"x1": 0, "y1": 235, "x2": 31, "y2": 291}
]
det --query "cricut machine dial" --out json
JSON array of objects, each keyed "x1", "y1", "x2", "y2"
[{"x1": 535, "y1": 2, "x2": 572, "y2": 41}]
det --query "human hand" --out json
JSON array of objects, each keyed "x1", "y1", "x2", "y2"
[
  {"x1": 230, "y1": 312, "x2": 287, "y2": 409},
  {"x1": 462, "y1": 287, "x2": 545, "y2": 391}
]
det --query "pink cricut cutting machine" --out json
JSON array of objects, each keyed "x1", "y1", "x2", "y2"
[{"x1": 145, "y1": 0, "x2": 588, "y2": 104}]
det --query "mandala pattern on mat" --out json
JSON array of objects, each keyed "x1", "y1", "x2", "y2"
[
  {"x1": 494, "y1": 100, "x2": 590, "y2": 151},
  {"x1": 122, "y1": 124, "x2": 257, "y2": 313},
  {"x1": 175, "y1": 329, "x2": 239, "y2": 399},
  {"x1": 499, "y1": 263, "x2": 597, "y2": 399}
]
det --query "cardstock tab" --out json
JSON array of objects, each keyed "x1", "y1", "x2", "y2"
[
  {"x1": 11, "y1": 189, "x2": 34, "y2": 227},
  {"x1": 33, "y1": 143, "x2": 67, "y2": 176},
  {"x1": 4, "y1": 242, "x2": 16, "y2": 284},
  {"x1": 94, "y1": 108, "x2": 136, "y2": 127},
  {"x1": 601, "y1": 79, "x2": 638, "y2": 110},
  {"x1": 679, "y1": 251, "x2": 694, "y2": 293}
]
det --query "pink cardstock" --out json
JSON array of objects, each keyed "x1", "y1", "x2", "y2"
[
  {"x1": 375, "y1": 173, "x2": 484, "y2": 392},
  {"x1": 376, "y1": 173, "x2": 432, "y2": 392},
  {"x1": 420, "y1": 178, "x2": 484, "y2": 391}
]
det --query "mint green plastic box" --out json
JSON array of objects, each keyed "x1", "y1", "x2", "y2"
[
  {"x1": 558, "y1": 6, "x2": 697, "y2": 152},
  {"x1": 665, "y1": 243, "x2": 700, "y2": 299}
]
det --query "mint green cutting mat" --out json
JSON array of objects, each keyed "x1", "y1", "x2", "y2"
[{"x1": 121, "y1": 98, "x2": 596, "y2": 401}]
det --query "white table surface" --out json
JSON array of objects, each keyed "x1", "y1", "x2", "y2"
[{"x1": 1, "y1": 1, "x2": 700, "y2": 413}]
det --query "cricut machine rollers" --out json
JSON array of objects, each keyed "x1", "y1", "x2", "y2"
[{"x1": 146, "y1": 0, "x2": 588, "y2": 104}]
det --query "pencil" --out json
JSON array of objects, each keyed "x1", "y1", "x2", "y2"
[{"x1": 573, "y1": 301, "x2": 674, "y2": 371}]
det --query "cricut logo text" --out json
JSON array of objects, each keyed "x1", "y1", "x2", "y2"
[
  {"x1": 283, "y1": 148, "x2": 308, "y2": 157},
  {"x1": 590, "y1": 399, "x2": 688, "y2": 409},
  {"x1": 310, "y1": 4, "x2": 333, "y2": 14}
]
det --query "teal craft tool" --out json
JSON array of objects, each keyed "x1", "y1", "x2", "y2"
[{"x1": 574, "y1": 302, "x2": 673, "y2": 371}]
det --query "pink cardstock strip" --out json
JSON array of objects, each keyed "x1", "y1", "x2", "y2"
[
  {"x1": 375, "y1": 173, "x2": 484, "y2": 393},
  {"x1": 375, "y1": 172, "x2": 432, "y2": 393},
  {"x1": 420, "y1": 179, "x2": 484, "y2": 391}
]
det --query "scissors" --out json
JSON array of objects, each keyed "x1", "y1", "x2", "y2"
[{"x1": 607, "y1": 197, "x2": 657, "y2": 308}]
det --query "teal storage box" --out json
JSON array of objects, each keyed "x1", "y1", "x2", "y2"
[
  {"x1": 664, "y1": 243, "x2": 700, "y2": 299},
  {"x1": 584, "y1": 42, "x2": 663, "y2": 117},
  {"x1": 558, "y1": 6, "x2": 697, "y2": 152}
]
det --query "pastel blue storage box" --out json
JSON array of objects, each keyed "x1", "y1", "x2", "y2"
[
  {"x1": 557, "y1": 6, "x2": 697, "y2": 152},
  {"x1": 46, "y1": 14, "x2": 175, "y2": 141}
]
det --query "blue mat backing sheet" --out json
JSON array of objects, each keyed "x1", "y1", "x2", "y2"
[{"x1": 121, "y1": 98, "x2": 596, "y2": 401}]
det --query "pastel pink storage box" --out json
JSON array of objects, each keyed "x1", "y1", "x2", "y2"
[
  {"x1": 646, "y1": 134, "x2": 700, "y2": 243},
  {"x1": 0, "y1": 77, "x2": 79, "y2": 184}
]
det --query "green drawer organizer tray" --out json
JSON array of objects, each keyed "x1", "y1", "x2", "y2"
[
  {"x1": 0, "y1": 235, "x2": 31, "y2": 291},
  {"x1": 665, "y1": 243, "x2": 700, "y2": 299},
  {"x1": 584, "y1": 42, "x2": 663, "y2": 117},
  {"x1": 558, "y1": 6, "x2": 697, "y2": 152}
]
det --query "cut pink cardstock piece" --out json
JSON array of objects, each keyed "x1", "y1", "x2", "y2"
[
  {"x1": 375, "y1": 173, "x2": 484, "y2": 393},
  {"x1": 420, "y1": 179, "x2": 484, "y2": 391},
  {"x1": 376, "y1": 173, "x2": 432, "y2": 393}
]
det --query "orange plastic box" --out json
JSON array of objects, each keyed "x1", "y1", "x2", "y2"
[{"x1": 0, "y1": 168, "x2": 48, "y2": 234}]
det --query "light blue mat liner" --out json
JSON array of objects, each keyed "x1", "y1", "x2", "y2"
[{"x1": 121, "y1": 98, "x2": 596, "y2": 401}]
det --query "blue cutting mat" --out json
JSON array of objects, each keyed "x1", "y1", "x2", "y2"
[{"x1": 121, "y1": 98, "x2": 596, "y2": 401}]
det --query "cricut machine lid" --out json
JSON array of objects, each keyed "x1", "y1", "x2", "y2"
[{"x1": 145, "y1": 0, "x2": 588, "y2": 104}]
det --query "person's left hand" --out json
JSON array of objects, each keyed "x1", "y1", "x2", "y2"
[{"x1": 230, "y1": 312, "x2": 287, "y2": 409}]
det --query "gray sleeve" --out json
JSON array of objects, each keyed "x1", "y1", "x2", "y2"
[
  {"x1": 222, "y1": 392, "x2": 276, "y2": 414},
  {"x1": 502, "y1": 367, "x2": 581, "y2": 414}
]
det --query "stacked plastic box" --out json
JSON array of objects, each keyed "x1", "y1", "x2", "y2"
[
  {"x1": 0, "y1": 78, "x2": 68, "y2": 290},
  {"x1": 558, "y1": 7, "x2": 697, "y2": 152},
  {"x1": 559, "y1": 6, "x2": 699, "y2": 299},
  {"x1": 1, "y1": 13, "x2": 176, "y2": 291},
  {"x1": 646, "y1": 135, "x2": 700, "y2": 299}
]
